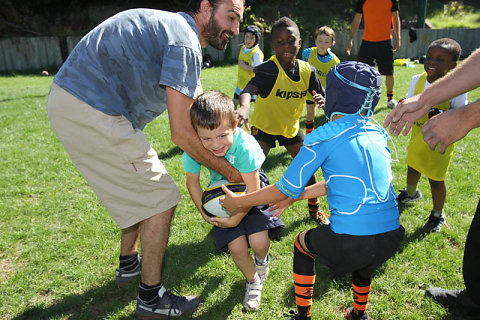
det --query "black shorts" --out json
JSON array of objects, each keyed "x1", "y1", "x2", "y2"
[
  {"x1": 304, "y1": 224, "x2": 404, "y2": 278},
  {"x1": 358, "y1": 40, "x2": 394, "y2": 76},
  {"x1": 251, "y1": 126, "x2": 304, "y2": 148}
]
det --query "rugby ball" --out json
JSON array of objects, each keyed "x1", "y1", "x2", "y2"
[{"x1": 201, "y1": 179, "x2": 247, "y2": 218}]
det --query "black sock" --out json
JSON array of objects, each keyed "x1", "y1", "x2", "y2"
[
  {"x1": 139, "y1": 282, "x2": 163, "y2": 304},
  {"x1": 119, "y1": 252, "x2": 139, "y2": 271}
]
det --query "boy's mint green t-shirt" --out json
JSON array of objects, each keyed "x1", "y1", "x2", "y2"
[{"x1": 181, "y1": 128, "x2": 265, "y2": 185}]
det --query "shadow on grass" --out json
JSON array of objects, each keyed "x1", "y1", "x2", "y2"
[
  {"x1": 12, "y1": 231, "x2": 239, "y2": 319},
  {"x1": 12, "y1": 280, "x2": 137, "y2": 320},
  {"x1": 157, "y1": 145, "x2": 183, "y2": 160}
]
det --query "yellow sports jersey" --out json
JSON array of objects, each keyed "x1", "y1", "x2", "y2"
[
  {"x1": 406, "y1": 72, "x2": 453, "y2": 181},
  {"x1": 237, "y1": 45, "x2": 264, "y2": 90},
  {"x1": 251, "y1": 56, "x2": 311, "y2": 138},
  {"x1": 307, "y1": 47, "x2": 340, "y2": 89}
]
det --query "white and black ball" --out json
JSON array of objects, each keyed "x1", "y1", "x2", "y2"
[{"x1": 201, "y1": 180, "x2": 246, "y2": 218}]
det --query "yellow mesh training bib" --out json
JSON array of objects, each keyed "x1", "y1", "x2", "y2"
[
  {"x1": 251, "y1": 57, "x2": 311, "y2": 138},
  {"x1": 406, "y1": 72, "x2": 454, "y2": 181},
  {"x1": 237, "y1": 45, "x2": 264, "y2": 90}
]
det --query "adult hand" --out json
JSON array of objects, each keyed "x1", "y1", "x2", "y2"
[
  {"x1": 383, "y1": 95, "x2": 431, "y2": 136},
  {"x1": 235, "y1": 105, "x2": 250, "y2": 132},
  {"x1": 422, "y1": 108, "x2": 468, "y2": 154}
]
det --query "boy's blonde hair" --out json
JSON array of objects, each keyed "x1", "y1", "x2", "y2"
[
  {"x1": 314, "y1": 26, "x2": 335, "y2": 45},
  {"x1": 190, "y1": 90, "x2": 237, "y2": 130},
  {"x1": 428, "y1": 38, "x2": 462, "y2": 61}
]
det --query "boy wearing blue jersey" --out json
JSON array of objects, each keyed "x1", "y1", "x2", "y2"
[
  {"x1": 182, "y1": 90, "x2": 284, "y2": 312},
  {"x1": 235, "y1": 17, "x2": 329, "y2": 225},
  {"x1": 233, "y1": 25, "x2": 264, "y2": 107},
  {"x1": 222, "y1": 61, "x2": 405, "y2": 320},
  {"x1": 302, "y1": 26, "x2": 340, "y2": 134}
]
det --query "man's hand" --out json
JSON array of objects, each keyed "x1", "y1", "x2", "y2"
[
  {"x1": 422, "y1": 108, "x2": 468, "y2": 154},
  {"x1": 383, "y1": 95, "x2": 431, "y2": 136}
]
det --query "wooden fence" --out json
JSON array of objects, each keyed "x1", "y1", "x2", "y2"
[{"x1": 1, "y1": 28, "x2": 479, "y2": 71}]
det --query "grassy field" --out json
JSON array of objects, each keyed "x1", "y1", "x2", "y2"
[{"x1": 1, "y1": 62, "x2": 480, "y2": 320}]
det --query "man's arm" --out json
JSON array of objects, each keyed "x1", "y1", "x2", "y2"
[
  {"x1": 392, "y1": 10, "x2": 401, "y2": 52},
  {"x1": 384, "y1": 48, "x2": 480, "y2": 135},
  {"x1": 346, "y1": 13, "x2": 362, "y2": 56},
  {"x1": 422, "y1": 99, "x2": 480, "y2": 153},
  {"x1": 166, "y1": 87, "x2": 242, "y2": 182}
]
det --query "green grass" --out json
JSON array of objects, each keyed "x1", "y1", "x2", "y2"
[
  {"x1": 427, "y1": 2, "x2": 480, "y2": 29},
  {"x1": 1, "y1": 62, "x2": 480, "y2": 320}
]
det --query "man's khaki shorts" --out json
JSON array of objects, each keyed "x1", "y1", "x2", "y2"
[{"x1": 47, "y1": 83, "x2": 181, "y2": 229}]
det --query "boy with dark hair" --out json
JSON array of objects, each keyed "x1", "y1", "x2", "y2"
[
  {"x1": 396, "y1": 38, "x2": 468, "y2": 233},
  {"x1": 235, "y1": 16, "x2": 329, "y2": 225},
  {"x1": 182, "y1": 90, "x2": 284, "y2": 311},
  {"x1": 222, "y1": 61, "x2": 405, "y2": 320}
]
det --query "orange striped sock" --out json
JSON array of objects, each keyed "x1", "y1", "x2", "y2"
[
  {"x1": 387, "y1": 91, "x2": 394, "y2": 101},
  {"x1": 352, "y1": 282, "x2": 371, "y2": 318},
  {"x1": 308, "y1": 199, "x2": 319, "y2": 214},
  {"x1": 305, "y1": 120, "x2": 314, "y2": 134},
  {"x1": 293, "y1": 234, "x2": 315, "y2": 319}
]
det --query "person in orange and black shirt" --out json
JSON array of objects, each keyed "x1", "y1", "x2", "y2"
[{"x1": 346, "y1": 0, "x2": 401, "y2": 109}]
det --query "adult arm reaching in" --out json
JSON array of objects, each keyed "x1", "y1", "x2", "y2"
[{"x1": 383, "y1": 47, "x2": 480, "y2": 137}]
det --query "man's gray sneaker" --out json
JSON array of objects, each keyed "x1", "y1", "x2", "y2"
[
  {"x1": 396, "y1": 188, "x2": 422, "y2": 205},
  {"x1": 422, "y1": 210, "x2": 446, "y2": 233},
  {"x1": 136, "y1": 287, "x2": 200, "y2": 319},
  {"x1": 115, "y1": 254, "x2": 141, "y2": 286}
]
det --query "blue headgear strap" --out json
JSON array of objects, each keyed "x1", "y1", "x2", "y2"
[{"x1": 328, "y1": 67, "x2": 381, "y2": 121}]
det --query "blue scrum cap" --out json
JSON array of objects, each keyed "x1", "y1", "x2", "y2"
[{"x1": 324, "y1": 61, "x2": 381, "y2": 121}]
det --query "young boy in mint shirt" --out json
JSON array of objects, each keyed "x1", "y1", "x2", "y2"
[{"x1": 181, "y1": 90, "x2": 283, "y2": 312}]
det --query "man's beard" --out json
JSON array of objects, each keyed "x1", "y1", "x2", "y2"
[{"x1": 203, "y1": 14, "x2": 233, "y2": 50}]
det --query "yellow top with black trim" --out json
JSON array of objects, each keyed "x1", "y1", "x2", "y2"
[
  {"x1": 406, "y1": 72, "x2": 454, "y2": 181},
  {"x1": 237, "y1": 45, "x2": 263, "y2": 90},
  {"x1": 307, "y1": 47, "x2": 340, "y2": 89},
  {"x1": 251, "y1": 56, "x2": 311, "y2": 138}
]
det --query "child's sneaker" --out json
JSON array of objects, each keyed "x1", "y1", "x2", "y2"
[
  {"x1": 310, "y1": 210, "x2": 330, "y2": 225},
  {"x1": 396, "y1": 188, "x2": 422, "y2": 205},
  {"x1": 422, "y1": 210, "x2": 446, "y2": 233},
  {"x1": 115, "y1": 254, "x2": 141, "y2": 286},
  {"x1": 387, "y1": 99, "x2": 398, "y2": 109},
  {"x1": 243, "y1": 281, "x2": 263, "y2": 311},
  {"x1": 255, "y1": 254, "x2": 270, "y2": 282},
  {"x1": 346, "y1": 307, "x2": 368, "y2": 320},
  {"x1": 136, "y1": 289, "x2": 200, "y2": 319}
]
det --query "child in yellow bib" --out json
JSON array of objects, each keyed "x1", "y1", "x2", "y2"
[
  {"x1": 302, "y1": 26, "x2": 340, "y2": 134},
  {"x1": 396, "y1": 38, "x2": 468, "y2": 233},
  {"x1": 233, "y1": 25, "x2": 264, "y2": 107},
  {"x1": 235, "y1": 17, "x2": 329, "y2": 225}
]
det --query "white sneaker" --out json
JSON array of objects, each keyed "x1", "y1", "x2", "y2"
[
  {"x1": 243, "y1": 281, "x2": 263, "y2": 311},
  {"x1": 255, "y1": 254, "x2": 270, "y2": 282},
  {"x1": 387, "y1": 99, "x2": 398, "y2": 109}
]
